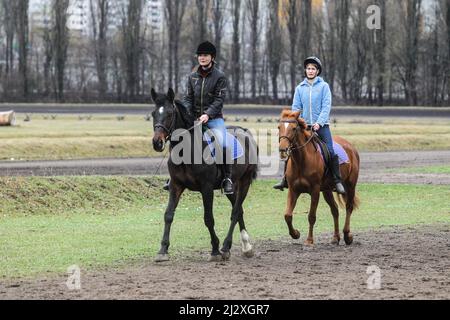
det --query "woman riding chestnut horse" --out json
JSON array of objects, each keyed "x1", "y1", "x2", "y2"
[{"x1": 276, "y1": 57, "x2": 360, "y2": 246}]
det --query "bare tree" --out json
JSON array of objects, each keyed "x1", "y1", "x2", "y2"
[
  {"x1": 246, "y1": 0, "x2": 260, "y2": 99},
  {"x1": 445, "y1": 0, "x2": 450, "y2": 102},
  {"x1": 375, "y1": 0, "x2": 386, "y2": 105},
  {"x1": 231, "y1": 0, "x2": 241, "y2": 102},
  {"x1": 52, "y1": 0, "x2": 70, "y2": 101},
  {"x1": 16, "y1": 0, "x2": 29, "y2": 98},
  {"x1": 122, "y1": 0, "x2": 144, "y2": 99},
  {"x1": 2, "y1": 1, "x2": 16, "y2": 76},
  {"x1": 194, "y1": 0, "x2": 210, "y2": 41},
  {"x1": 165, "y1": 0, "x2": 187, "y2": 92},
  {"x1": 267, "y1": 0, "x2": 282, "y2": 101},
  {"x1": 324, "y1": 0, "x2": 337, "y2": 93},
  {"x1": 300, "y1": 0, "x2": 312, "y2": 58},
  {"x1": 404, "y1": 0, "x2": 422, "y2": 106},
  {"x1": 42, "y1": 4, "x2": 53, "y2": 97},
  {"x1": 212, "y1": 0, "x2": 226, "y2": 64},
  {"x1": 285, "y1": 0, "x2": 301, "y2": 97},
  {"x1": 336, "y1": 0, "x2": 350, "y2": 102},
  {"x1": 90, "y1": 0, "x2": 110, "y2": 98}
]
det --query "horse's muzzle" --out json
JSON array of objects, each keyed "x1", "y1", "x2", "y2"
[
  {"x1": 279, "y1": 149, "x2": 289, "y2": 161},
  {"x1": 153, "y1": 137, "x2": 166, "y2": 152}
]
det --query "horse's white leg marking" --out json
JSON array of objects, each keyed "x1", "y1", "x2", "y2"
[{"x1": 241, "y1": 230, "x2": 254, "y2": 257}]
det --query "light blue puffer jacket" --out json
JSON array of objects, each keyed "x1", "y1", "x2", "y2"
[{"x1": 292, "y1": 76, "x2": 332, "y2": 127}]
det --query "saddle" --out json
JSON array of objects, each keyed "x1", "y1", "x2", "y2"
[
  {"x1": 313, "y1": 133, "x2": 332, "y2": 168},
  {"x1": 312, "y1": 133, "x2": 350, "y2": 169},
  {"x1": 203, "y1": 126, "x2": 245, "y2": 162}
]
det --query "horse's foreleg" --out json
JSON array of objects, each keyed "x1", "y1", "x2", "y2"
[
  {"x1": 202, "y1": 188, "x2": 221, "y2": 262},
  {"x1": 305, "y1": 189, "x2": 320, "y2": 246},
  {"x1": 285, "y1": 189, "x2": 301, "y2": 240},
  {"x1": 323, "y1": 191, "x2": 341, "y2": 245},
  {"x1": 155, "y1": 185, "x2": 185, "y2": 262},
  {"x1": 222, "y1": 183, "x2": 251, "y2": 259}
]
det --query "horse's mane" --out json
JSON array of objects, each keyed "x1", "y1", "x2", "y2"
[
  {"x1": 174, "y1": 99, "x2": 195, "y2": 127},
  {"x1": 281, "y1": 109, "x2": 307, "y2": 130}
]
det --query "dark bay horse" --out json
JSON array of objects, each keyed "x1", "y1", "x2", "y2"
[
  {"x1": 151, "y1": 88, "x2": 259, "y2": 262},
  {"x1": 278, "y1": 110, "x2": 360, "y2": 246}
]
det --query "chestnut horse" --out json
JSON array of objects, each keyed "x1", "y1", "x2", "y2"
[{"x1": 278, "y1": 110, "x2": 360, "y2": 246}]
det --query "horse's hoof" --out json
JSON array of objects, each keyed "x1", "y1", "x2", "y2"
[
  {"x1": 208, "y1": 254, "x2": 223, "y2": 263},
  {"x1": 221, "y1": 251, "x2": 231, "y2": 261},
  {"x1": 344, "y1": 233, "x2": 354, "y2": 245},
  {"x1": 291, "y1": 230, "x2": 301, "y2": 240},
  {"x1": 242, "y1": 248, "x2": 254, "y2": 258},
  {"x1": 155, "y1": 254, "x2": 170, "y2": 263},
  {"x1": 331, "y1": 236, "x2": 341, "y2": 245},
  {"x1": 304, "y1": 239, "x2": 314, "y2": 247}
]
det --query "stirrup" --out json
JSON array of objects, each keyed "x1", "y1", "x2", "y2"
[{"x1": 222, "y1": 178, "x2": 234, "y2": 195}]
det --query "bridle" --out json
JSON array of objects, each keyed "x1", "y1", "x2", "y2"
[
  {"x1": 279, "y1": 119, "x2": 315, "y2": 161},
  {"x1": 153, "y1": 102, "x2": 179, "y2": 141},
  {"x1": 153, "y1": 102, "x2": 201, "y2": 142}
]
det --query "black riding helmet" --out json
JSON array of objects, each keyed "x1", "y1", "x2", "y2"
[
  {"x1": 304, "y1": 56, "x2": 323, "y2": 76},
  {"x1": 196, "y1": 41, "x2": 217, "y2": 58}
]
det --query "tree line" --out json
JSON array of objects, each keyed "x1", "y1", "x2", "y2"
[{"x1": 0, "y1": 0, "x2": 449, "y2": 106}]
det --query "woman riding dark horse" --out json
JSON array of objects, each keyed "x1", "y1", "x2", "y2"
[
  {"x1": 164, "y1": 41, "x2": 234, "y2": 195},
  {"x1": 151, "y1": 43, "x2": 259, "y2": 263}
]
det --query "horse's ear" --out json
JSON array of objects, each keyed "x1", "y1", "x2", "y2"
[
  {"x1": 167, "y1": 88, "x2": 175, "y2": 103},
  {"x1": 151, "y1": 88, "x2": 157, "y2": 103}
]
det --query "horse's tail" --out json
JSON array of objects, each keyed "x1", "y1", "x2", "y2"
[{"x1": 336, "y1": 192, "x2": 360, "y2": 211}]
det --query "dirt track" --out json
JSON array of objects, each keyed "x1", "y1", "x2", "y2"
[
  {"x1": 1, "y1": 225, "x2": 448, "y2": 300},
  {"x1": 1, "y1": 150, "x2": 450, "y2": 185},
  {"x1": 1, "y1": 151, "x2": 449, "y2": 300}
]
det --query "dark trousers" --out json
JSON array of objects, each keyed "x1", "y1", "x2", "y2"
[{"x1": 316, "y1": 125, "x2": 336, "y2": 158}]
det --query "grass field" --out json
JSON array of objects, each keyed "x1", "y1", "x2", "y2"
[
  {"x1": 1, "y1": 114, "x2": 450, "y2": 161},
  {"x1": 0, "y1": 176, "x2": 448, "y2": 279}
]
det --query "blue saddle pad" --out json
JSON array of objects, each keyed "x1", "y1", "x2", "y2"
[
  {"x1": 316, "y1": 141, "x2": 350, "y2": 165},
  {"x1": 203, "y1": 132, "x2": 244, "y2": 161}
]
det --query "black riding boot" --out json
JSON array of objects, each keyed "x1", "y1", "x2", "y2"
[
  {"x1": 273, "y1": 161, "x2": 288, "y2": 191},
  {"x1": 223, "y1": 164, "x2": 234, "y2": 195},
  {"x1": 222, "y1": 147, "x2": 234, "y2": 195},
  {"x1": 331, "y1": 155, "x2": 346, "y2": 195},
  {"x1": 163, "y1": 179, "x2": 170, "y2": 191}
]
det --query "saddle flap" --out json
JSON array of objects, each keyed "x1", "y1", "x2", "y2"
[{"x1": 203, "y1": 131, "x2": 244, "y2": 161}]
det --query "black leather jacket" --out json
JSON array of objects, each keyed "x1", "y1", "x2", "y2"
[{"x1": 182, "y1": 65, "x2": 228, "y2": 119}]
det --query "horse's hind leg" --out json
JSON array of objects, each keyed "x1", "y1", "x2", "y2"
[
  {"x1": 155, "y1": 185, "x2": 185, "y2": 262},
  {"x1": 323, "y1": 191, "x2": 341, "y2": 245},
  {"x1": 343, "y1": 186, "x2": 356, "y2": 245},
  {"x1": 202, "y1": 188, "x2": 222, "y2": 262}
]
